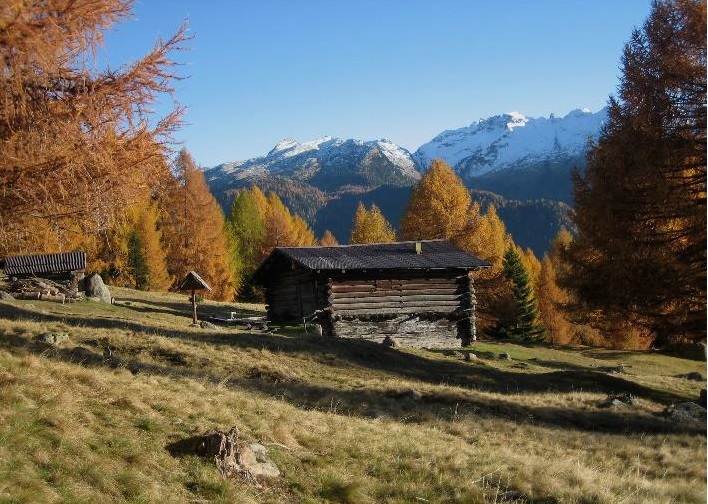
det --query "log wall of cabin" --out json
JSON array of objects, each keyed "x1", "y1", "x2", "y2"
[
  {"x1": 325, "y1": 271, "x2": 476, "y2": 348},
  {"x1": 264, "y1": 268, "x2": 327, "y2": 324}
]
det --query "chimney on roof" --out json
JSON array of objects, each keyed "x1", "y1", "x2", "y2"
[{"x1": 415, "y1": 241, "x2": 422, "y2": 255}]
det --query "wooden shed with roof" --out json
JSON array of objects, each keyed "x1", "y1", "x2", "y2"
[
  {"x1": 252, "y1": 240, "x2": 489, "y2": 347},
  {"x1": 1, "y1": 251, "x2": 86, "y2": 283}
]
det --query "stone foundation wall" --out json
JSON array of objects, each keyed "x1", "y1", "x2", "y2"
[{"x1": 331, "y1": 314, "x2": 460, "y2": 348}]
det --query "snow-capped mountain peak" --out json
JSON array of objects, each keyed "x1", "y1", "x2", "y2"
[
  {"x1": 413, "y1": 108, "x2": 607, "y2": 178},
  {"x1": 207, "y1": 136, "x2": 420, "y2": 190}
]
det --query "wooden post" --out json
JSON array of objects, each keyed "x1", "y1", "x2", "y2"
[{"x1": 179, "y1": 272, "x2": 211, "y2": 326}]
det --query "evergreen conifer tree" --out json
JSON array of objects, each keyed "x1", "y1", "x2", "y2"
[
  {"x1": 497, "y1": 246, "x2": 546, "y2": 341},
  {"x1": 127, "y1": 231, "x2": 149, "y2": 290}
]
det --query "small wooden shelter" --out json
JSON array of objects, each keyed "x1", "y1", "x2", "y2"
[
  {"x1": 179, "y1": 271, "x2": 211, "y2": 324},
  {"x1": 253, "y1": 240, "x2": 489, "y2": 347},
  {"x1": 1, "y1": 251, "x2": 86, "y2": 283}
]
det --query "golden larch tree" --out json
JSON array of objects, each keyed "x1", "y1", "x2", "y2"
[
  {"x1": 400, "y1": 159, "x2": 471, "y2": 243},
  {"x1": 0, "y1": 0, "x2": 187, "y2": 254},
  {"x1": 161, "y1": 149, "x2": 236, "y2": 301},
  {"x1": 350, "y1": 202, "x2": 397, "y2": 244},
  {"x1": 537, "y1": 255, "x2": 574, "y2": 345},
  {"x1": 567, "y1": 0, "x2": 706, "y2": 344},
  {"x1": 319, "y1": 230, "x2": 339, "y2": 246},
  {"x1": 520, "y1": 247, "x2": 542, "y2": 289},
  {"x1": 464, "y1": 204, "x2": 511, "y2": 277},
  {"x1": 133, "y1": 201, "x2": 171, "y2": 291}
]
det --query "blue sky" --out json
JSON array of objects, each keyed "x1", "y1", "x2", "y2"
[{"x1": 101, "y1": 0, "x2": 652, "y2": 166}]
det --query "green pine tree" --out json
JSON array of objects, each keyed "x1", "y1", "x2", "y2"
[
  {"x1": 498, "y1": 246, "x2": 546, "y2": 341},
  {"x1": 127, "y1": 230, "x2": 149, "y2": 290}
]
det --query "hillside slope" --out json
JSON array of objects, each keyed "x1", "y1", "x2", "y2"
[{"x1": 0, "y1": 289, "x2": 705, "y2": 503}]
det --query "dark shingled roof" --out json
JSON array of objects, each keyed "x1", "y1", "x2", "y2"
[
  {"x1": 257, "y1": 240, "x2": 489, "y2": 276},
  {"x1": 2, "y1": 251, "x2": 86, "y2": 276}
]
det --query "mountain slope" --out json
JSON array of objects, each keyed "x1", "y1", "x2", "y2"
[
  {"x1": 414, "y1": 108, "x2": 605, "y2": 177},
  {"x1": 207, "y1": 137, "x2": 420, "y2": 193},
  {"x1": 414, "y1": 108, "x2": 606, "y2": 202}
]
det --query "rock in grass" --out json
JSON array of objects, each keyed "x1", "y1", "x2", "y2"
[
  {"x1": 241, "y1": 443, "x2": 281, "y2": 478},
  {"x1": 597, "y1": 365, "x2": 625, "y2": 374},
  {"x1": 391, "y1": 388, "x2": 422, "y2": 401},
  {"x1": 677, "y1": 372, "x2": 705, "y2": 381},
  {"x1": 598, "y1": 393, "x2": 637, "y2": 408},
  {"x1": 662, "y1": 402, "x2": 707, "y2": 423},
  {"x1": 199, "y1": 320, "x2": 221, "y2": 330},
  {"x1": 498, "y1": 352, "x2": 511, "y2": 361},
  {"x1": 35, "y1": 331, "x2": 70, "y2": 345},
  {"x1": 85, "y1": 274, "x2": 112, "y2": 304},
  {"x1": 165, "y1": 427, "x2": 280, "y2": 479},
  {"x1": 0, "y1": 291, "x2": 14, "y2": 301},
  {"x1": 381, "y1": 335, "x2": 399, "y2": 348},
  {"x1": 464, "y1": 352, "x2": 477, "y2": 361}
]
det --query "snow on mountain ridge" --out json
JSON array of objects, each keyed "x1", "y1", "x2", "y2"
[
  {"x1": 208, "y1": 108, "x2": 606, "y2": 185},
  {"x1": 208, "y1": 136, "x2": 421, "y2": 184},
  {"x1": 414, "y1": 108, "x2": 607, "y2": 178}
]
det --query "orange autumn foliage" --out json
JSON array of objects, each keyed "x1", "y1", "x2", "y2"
[
  {"x1": 0, "y1": 0, "x2": 187, "y2": 255},
  {"x1": 160, "y1": 149, "x2": 236, "y2": 301}
]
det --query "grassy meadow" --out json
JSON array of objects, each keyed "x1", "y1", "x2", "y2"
[{"x1": 0, "y1": 287, "x2": 705, "y2": 503}]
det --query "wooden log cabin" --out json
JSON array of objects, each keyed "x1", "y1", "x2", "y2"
[{"x1": 253, "y1": 240, "x2": 489, "y2": 347}]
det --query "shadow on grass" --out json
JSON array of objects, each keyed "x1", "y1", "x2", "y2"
[
  {"x1": 580, "y1": 349, "x2": 658, "y2": 360},
  {"x1": 113, "y1": 293, "x2": 262, "y2": 320},
  {"x1": 0, "y1": 303, "x2": 698, "y2": 410},
  {"x1": 0, "y1": 328, "x2": 704, "y2": 437}
]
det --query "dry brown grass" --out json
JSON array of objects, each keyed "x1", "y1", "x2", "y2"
[{"x1": 0, "y1": 287, "x2": 705, "y2": 503}]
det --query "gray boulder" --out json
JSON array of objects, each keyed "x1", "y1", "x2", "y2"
[
  {"x1": 241, "y1": 443, "x2": 281, "y2": 478},
  {"x1": 199, "y1": 320, "x2": 221, "y2": 331},
  {"x1": 35, "y1": 331, "x2": 70, "y2": 345},
  {"x1": 0, "y1": 291, "x2": 14, "y2": 301},
  {"x1": 662, "y1": 402, "x2": 707, "y2": 423},
  {"x1": 85, "y1": 274, "x2": 111, "y2": 303},
  {"x1": 598, "y1": 393, "x2": 637, "y2": 408}
]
